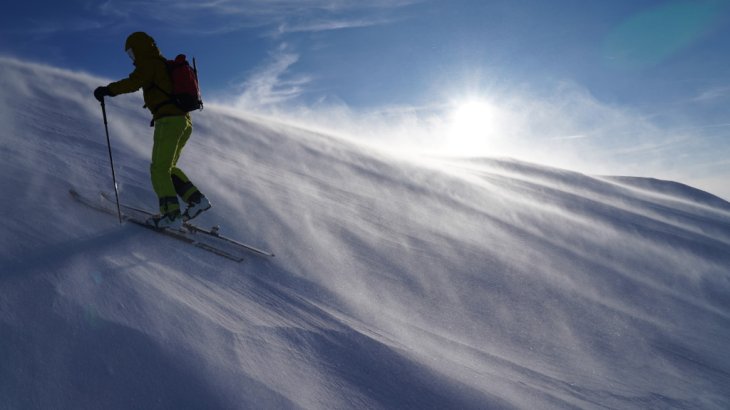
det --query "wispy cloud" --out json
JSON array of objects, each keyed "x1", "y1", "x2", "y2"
[
  {"x1": 232, "y1": 45, "x2": 312, "y2": 109},
  {"x1": 95, "y1": 0, "x2": 130, "y2": 19},
  {"x1": 272, "y1": 16, "x2": 398, "y2": 36},
  {"x1": 91, "y1": 0, "x2": 422, "y2": 35},
  {"x1": 692, "y1": 86, "x2": 730, "y2": 103},
  {"x1": 11, "y1": 18, "x2": 104, "y2": 37},
  {"x1": 173, "y1": 0, "x2": 422, "y2": 13},
  {"x1": 548, "y1": 134, "x2": 590, "y2": 141}
]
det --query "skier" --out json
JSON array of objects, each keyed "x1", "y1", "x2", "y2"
[{"x1": 93, "y1": 32, "x2": 210, "y2": 229}]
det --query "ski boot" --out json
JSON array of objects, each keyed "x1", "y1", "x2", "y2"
[
  {"x1": 147, "y1": 210, "x2": 183, "y2": 230},
  {"x1": 183, "y1": 194, "x2": 212, "y2": 221}
]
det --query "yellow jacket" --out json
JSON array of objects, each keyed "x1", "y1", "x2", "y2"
[{"x1": 107, "y1": 32, "x2": 185, "y2": 122}]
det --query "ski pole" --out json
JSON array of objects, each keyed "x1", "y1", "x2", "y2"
[{"x1": 100, "y1": 99, "x2": 123, "y2": 224}]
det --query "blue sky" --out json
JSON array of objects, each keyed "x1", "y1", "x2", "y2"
[{"x1": 2, "y1": 0, "x2": 729, "y2": 198}]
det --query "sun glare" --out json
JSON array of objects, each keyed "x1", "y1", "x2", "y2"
[{"x1": 447, "y1": 100, "x2": 497, "y2": 155}]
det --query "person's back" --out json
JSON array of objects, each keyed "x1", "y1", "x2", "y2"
[{"x1": 94, "y1": 32, "x2": 211, "y2": 229}]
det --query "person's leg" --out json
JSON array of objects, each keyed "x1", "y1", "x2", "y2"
[
  {"x1": 170, "y1": 116, "x2": 205, "y2": 203},
  {"x1": 150, "y1": 116, "x2": 186, "y2": 214},
  {"x1": 171, "y1": 169, "x2": 200, "y2": 203}
]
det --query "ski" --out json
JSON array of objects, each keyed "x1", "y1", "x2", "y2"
[
  {"x1": 100, "y1": 192, "x2": 275, "y2": 258},
  {"x1": 182, "y1": 223, "x2": 275, "y2": 258},
  {"x1": 70, "y1": 189, "x2": 244, "y2": 262}
]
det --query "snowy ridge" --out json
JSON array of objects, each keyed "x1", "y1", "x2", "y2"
[{"x1": 1, "y1": 57, "x2": 729, "y2": 409}]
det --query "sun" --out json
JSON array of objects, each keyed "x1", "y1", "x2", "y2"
[{"x1": 446, "y1": 99, "x2": 497, "y2": 155}]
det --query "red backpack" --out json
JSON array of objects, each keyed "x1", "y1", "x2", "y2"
[{"x1": 158, "y1": 54, "x2": 203, "y2": 112}]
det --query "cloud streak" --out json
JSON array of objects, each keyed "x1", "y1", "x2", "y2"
[
  {"x1": 10, "y1": 18, "x2": 105, "y2": 38},
  {"x1": 692, "y1": 86, "x2": 730, "y2": 103},
  {"x1": 232, "y1": 46, "x2": 312, "y2": 110},
  {"x1": 91, "y1": 0, "x2": 422, "y2": 35},
  {"x1": 272, "y1": 16, "x2": 399, "y2": 36}
]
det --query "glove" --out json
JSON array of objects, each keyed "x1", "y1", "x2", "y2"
[{"x1": 94, "y1": 86, "x2": 111, "y2": 102}]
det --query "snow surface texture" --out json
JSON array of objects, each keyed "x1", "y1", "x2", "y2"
[{"x1": 1, "y1": 57, "x2": 730, "y2": 409}]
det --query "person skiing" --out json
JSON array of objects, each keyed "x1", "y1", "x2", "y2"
[{"x1": 93, "y1": 32, "x2": 210, "y2": 229}]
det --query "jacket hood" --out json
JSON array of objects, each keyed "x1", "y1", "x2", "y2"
[{"x1": 124, "y1": 32, "x2": 162, "y2": 60}]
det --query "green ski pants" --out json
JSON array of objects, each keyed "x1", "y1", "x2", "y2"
[{"x1": 151, "y1": 115, "x2": 201, "y2": 214}]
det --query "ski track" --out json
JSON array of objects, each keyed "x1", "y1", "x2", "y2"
[{"x1": 1, "y1": 57, "x2": 730, "y2": 409}]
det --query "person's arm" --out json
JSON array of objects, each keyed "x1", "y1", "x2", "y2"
[{"x1": 108, "y1": 64, "x2": 154, "y2": 95}]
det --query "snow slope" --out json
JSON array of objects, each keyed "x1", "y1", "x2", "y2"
[{"x1": 1, "y1": 57, "x2": 729, "y2": 409}]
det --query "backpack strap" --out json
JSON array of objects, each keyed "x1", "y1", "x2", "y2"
[{"x1": 145, "y1": 58, "x2": 177, "y2": 117}]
